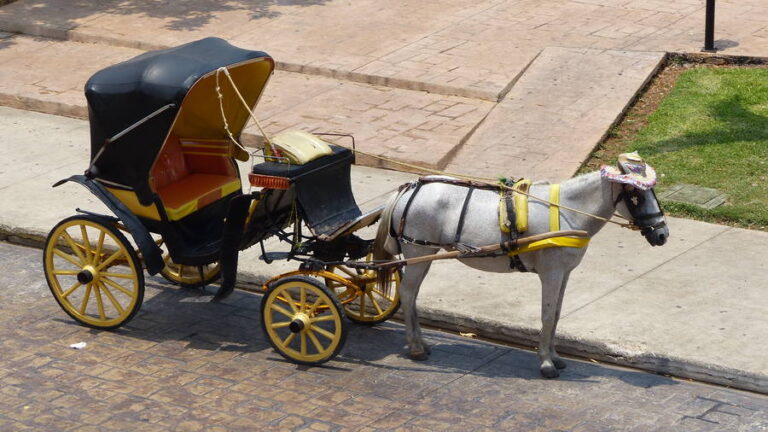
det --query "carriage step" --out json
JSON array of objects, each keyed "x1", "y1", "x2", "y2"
[{"x1": 260, "y1": 252, "x2": 291, "y2": 262}]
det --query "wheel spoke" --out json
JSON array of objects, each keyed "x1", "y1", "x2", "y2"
[
  {"x1": 311, "y1": 324, "x2": 336, "y2": 341},
  {"x1": 367, "y1": 291, "x2": 384, "y2": 315},
  {"x1": 270, "y1": 321, "x2": 292, "y2": 329},
  {"x1": 80, "y1": 225, "x2": 92, "y2": 264},
  {"x1": 310, "y1": 315, "x2": 336, "y2": 323},
  {"x1": 53, "y1": 270, "x2": 79, "y2": 276},
  {"x1": 270, "y1": 303, "x2": 294, "y2": 319},
  {"x1": 358, "y1": 290, "x2": 366, "y2": 318},
  {"x1": 94, "y1": 284, "x2": 107, "y2": 320},
  {"x1": 102, "y1": 277, "x2": 134, "y2": 296},
  {"x1": 98, "y1": 282, "x2": 124, "y2": 315},
  {"x1": 306, "y1": 296, "x2": 325, "y2": 315},
  {"x1": 101, "y1": 272, "x2": 134, "y2": 279},
  {"x1": 79, "y1": 285, "x2": 92, "y2": 314},
  {"x1": 96, "y1": 248, "x2": 124, "y2": 272},
  {"x1": 61, "y1": 281, "x2": 82, "y2": 298},
  {"x1": 371, "y1": 287, "x2": 395, "y2": 301},
  {"x1": 299, "y1": 287, "x2": 306, "y2": 312},
  {"x1": 300, "y1": 332, "x2": 307, "y2": 356},
  {"x1": 53, "y1": 247, "x2": 83, "y2": 268},
  {"x1": 280, "y1": 290, "x2": 299, "y2": 314},
  {"x1": 282, "y1": 332, "x2": 296, "y2": 347},
  {"x1": 93, "y1": 231, "x2": 106, "y2": 265},
  {"x1": 61, "y1": 231, "x2": 87, "y2": 264},
  {"x1": 306, "y1": 329, "x2": 325, "y2": 353}
]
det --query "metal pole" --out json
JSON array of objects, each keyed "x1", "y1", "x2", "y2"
[{"x1": 703, "y1": 0, "x2": 716, "y2": 52}]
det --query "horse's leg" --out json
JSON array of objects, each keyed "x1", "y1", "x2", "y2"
[
  {"x1": 550, "y1": 271, "x2": 571, "y2": 370},
  {"x1": 538, "y1": 269, "x2": 567, "y2": 378},
  {"x1": 398, "y1": 254, "x2": 434, "y2": 361}
]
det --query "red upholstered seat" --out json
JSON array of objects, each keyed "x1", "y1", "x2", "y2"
[{"x1": 149, "y1": 136, "x2": 240, "y2": 221}]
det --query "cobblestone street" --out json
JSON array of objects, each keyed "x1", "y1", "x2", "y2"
[{"x1": 1, "y1": 241, "x2": 766, "y2": 431}]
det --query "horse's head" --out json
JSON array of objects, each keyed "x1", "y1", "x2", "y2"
[{"x1": 601, "y1": 152, "x2": 669, "y2": 246}]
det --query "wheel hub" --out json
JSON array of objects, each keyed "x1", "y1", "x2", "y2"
[
  {"x1": 77, "y1": 265, "x2": 98, "y2": 284},
  {"x1": 289, "y1": 313, "x2": 311, "y2": 333}
]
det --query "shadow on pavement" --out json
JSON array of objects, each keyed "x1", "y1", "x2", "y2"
[{"x1": 92, "y1": 276, "x2": 681, "y2": 391}]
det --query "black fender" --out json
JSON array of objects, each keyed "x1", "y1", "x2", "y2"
[{"x1": 53, "y1": 175, "x2": 165, "y2": 275}]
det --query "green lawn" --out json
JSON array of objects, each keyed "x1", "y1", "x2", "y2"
[{"x1": 631, "y1": 67, "x2": 768, "y2": 230}]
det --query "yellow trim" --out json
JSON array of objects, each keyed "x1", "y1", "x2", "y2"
[
  {"x1": 106, "y1": 188, "x2": 161, "y2": 221},
  {"x1": 499, "y1": 190, "x2": 511, "y2": 234},
  {"x1": 549, "y1": 183, "x2": 560, "y2": 232},
  {"x1": 220, "y1": 179, "x2": 242, "y2": 197},
  {"x1": 508, "y1": 236, "x2": 590, "y2": 257},
  {"x1": 244, "y1": 197, "x2": 262, "y2": 226},
  {"x1": 165, "y1": 200, "x2": 199, "y2": 221},
  {"x1": 513, "y1": 180, "x2": 532, "y2": 233}
]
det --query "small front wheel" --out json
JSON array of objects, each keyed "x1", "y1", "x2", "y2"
[
  {"x1": 43, "y1": 215, "x2": 144, "y2": 329},
  {"x1": 261, "y1": 276, "x2": 346, "y2": 365}
]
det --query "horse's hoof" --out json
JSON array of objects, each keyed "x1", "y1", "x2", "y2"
[
  {"x1": 540, "y1": 364, "x2": 560, "y2": 379},
  {"x1": 410, "y1": 351, "x2": 430, "y2": 361},
  {"x1": 553, "y1": 357, "x2": 567, "y2": 370}
]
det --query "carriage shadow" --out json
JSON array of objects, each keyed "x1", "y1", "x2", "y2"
[{"x1": 86, "y1": 276, "x2": 680, "y2": 391}]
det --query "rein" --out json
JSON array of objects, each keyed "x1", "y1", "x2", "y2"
[{"x1": 213, "y1": 66, "x2": 638, "y2": 231}]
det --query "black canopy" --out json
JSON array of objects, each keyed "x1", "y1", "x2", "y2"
[{"x1": 85, "y1": 37, "x2": 273, "y2": 204}]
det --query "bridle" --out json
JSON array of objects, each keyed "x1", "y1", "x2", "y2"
[{"x1": 613, "y1": 184, "x2": 666, "y2": 234}]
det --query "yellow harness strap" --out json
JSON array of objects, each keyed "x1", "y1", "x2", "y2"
[
  {"x1": 507, "y1": 182, "x2": 590, "y2": 257},
  {"x1": 513, "y1": 179, "x2": 531, "y2": 233},
  {"x1": 499, "y1": 190, "x2": 511, "y2": 234},
  {"x1": 549, "y1": 183, "x2": 560, "y2": 232}
]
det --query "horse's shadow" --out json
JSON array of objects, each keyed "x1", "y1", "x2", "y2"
[{"x1": 84, "y1": 277, "x2": 678, "y2": 391}]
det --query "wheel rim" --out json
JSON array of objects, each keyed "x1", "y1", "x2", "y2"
[
  {"x1": 161, "y1": 253, "x2": 220, "y2": 286},
  {"x1": 326, "y1": 256, "x2": 400, "y2": 323},
  {"x1": 44, "y1": 218, "x2": 141, "y2": 328},
  {"x1": 263, "y1": 280, "x2": 343, "y2": 363}
]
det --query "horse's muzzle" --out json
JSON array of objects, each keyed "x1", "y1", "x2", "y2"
[{"x1": 642, "y1": 223, "x2": 669, "y2": 246}]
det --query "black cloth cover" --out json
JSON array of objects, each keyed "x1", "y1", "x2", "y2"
[{"x1": 85, "y1": 37, "x2": 270, "y2": 203}]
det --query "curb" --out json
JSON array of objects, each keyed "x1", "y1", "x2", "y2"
[{"x1": 4, "y1": 223, "x2": 765, "y2": 394}]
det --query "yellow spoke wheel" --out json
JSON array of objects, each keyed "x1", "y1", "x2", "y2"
[
  {"x1": 160, "y1": 253, "x2": 220, "y2": 288},
  {"x1": 43, "y1": 215, "x2": 144, "y2": 329},
  {"x1": 325, "y1": 254, "x2": 400, "y2": 325},
  {"x1": 261, "y1": 276, "x2": 346, "y2": 365}
]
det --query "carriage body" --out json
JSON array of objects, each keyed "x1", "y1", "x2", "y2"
[{"x1": 43, "y1": 38, "x2": 400, "y2": 365}]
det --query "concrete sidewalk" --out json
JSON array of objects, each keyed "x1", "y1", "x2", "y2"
[{"x1": 1, "y1": 107, "x2": 766, "y2": 393}]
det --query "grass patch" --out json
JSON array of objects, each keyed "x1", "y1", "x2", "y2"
[{"x1": 591, "y1": 65, "x2": 768, "y2": 230}]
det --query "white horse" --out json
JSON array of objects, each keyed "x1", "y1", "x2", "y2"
[{"x1": 374, "y1": 154, "x2": 668, "y2": 378}]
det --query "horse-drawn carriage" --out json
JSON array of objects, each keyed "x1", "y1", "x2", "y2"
[
  {"x1": 43, "y1": 37, "x2": 669, "y2": 375},
  {"x1": 43, "y1": 38, "x2": 400, "y2": 365}
]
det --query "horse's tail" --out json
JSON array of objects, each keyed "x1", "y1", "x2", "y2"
[{"x1": 373, "y1": 189, "x2": 403, "y2": 292}]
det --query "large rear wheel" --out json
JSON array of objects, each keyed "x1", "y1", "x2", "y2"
[
  {"x1": 160, "y1": 252, "x2": 221, "y2": 288},
  {"x1": 261, "y1": 276, "x2": 346, "y2": 365},
  {"x1": 43, "y1": 215, "x2": 144, "y2": 329}
]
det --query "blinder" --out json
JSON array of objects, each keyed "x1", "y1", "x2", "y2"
[{"x1": 602, "y1": 152, "x2": 669, "y2": 246}]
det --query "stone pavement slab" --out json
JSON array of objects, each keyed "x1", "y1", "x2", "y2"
[
  {"x1": 2, "y1": 0, "x2": 768, "y2": 102},
  {"x1": 1, "y1": 106, "x2": 767, "y2": 393},
  {"x1": 444, "y1": 47, "x2": 665, "y2": 181},
  {"x1": 0, "y1": 34, "x2": 493, "y2": 170}
]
